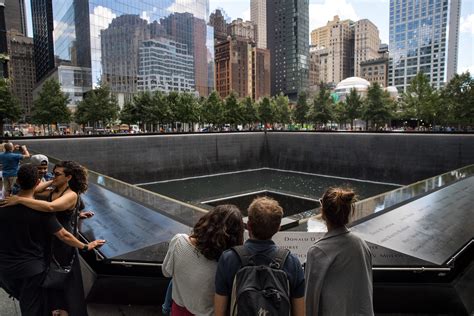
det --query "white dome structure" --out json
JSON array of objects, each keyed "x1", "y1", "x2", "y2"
[
  {"x1": 334, "y1": 77, "x2": 371, "y2": 101},
  {"x1": 385, "y1": 86, "x2": 399, "y2": 99}
]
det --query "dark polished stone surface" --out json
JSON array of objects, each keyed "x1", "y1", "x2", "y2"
[
  {"x1": 20, "y1": 132, "x2": 474, "y2": 185},
  {"x1": 80, "y1": 183, "x2": 190, "y2": 262},
  {"x1": 204, "y1": 190, "x2": 320, "y2": 217},
  {"x1": 352, "y1": 176, "x2": 474, "y2": 265}
]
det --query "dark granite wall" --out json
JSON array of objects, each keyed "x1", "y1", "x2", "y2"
[
  {"x1": 266, "y1": 133, "x2": 474, "y2": 184},
  {"x1": 20, "y1": 133, "x2": 267, "y2": 184},
  {"x1": 19, "y1": 133, "x2": 473, "y2": 184}
]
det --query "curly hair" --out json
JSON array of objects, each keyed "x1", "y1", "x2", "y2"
[
  {"x1": 54, "y1": 161, "x2": 88, "y2": 194},
  {"x1": 190, "y1": 204, "x2": 244, "y2": 261}
]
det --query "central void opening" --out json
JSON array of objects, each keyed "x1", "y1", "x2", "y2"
[
  {"x1": 139, "y1": 169, "x2": 399, "y2": 216},
  {"x1": 202, "y1": 191, "x2": 320, "y2": 217}
]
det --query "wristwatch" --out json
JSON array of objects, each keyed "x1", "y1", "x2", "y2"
[{"x1": 82, "y1": 244, "x2": 89, "y2": 251}]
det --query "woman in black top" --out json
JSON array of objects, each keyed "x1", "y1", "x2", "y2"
[{"x1": 3, "y1": 161, "x2": 100, "y2": 316}]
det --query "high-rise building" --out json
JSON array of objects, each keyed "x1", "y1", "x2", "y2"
[
  {"x1": 214, "y1": 38, "x2": 270, "y2": 100},
  {"x1": 137, "y1": 38, "x2": 195, "y2": 93},
  {"x1": 311, "y1": 16, "x2": 354, "y2": 85},
  {"x1": 267, "y1": 0, "x2": 309, "y2": 99},
  {"x1": 250, "y1": 0, "x2": 266, "y2": 49},
  {"x1": 5, "y1": 0, "x2": 26, "y2": 35},
  {"x1": 7, "y1": 31, "x2": 35, "y2": 119},
  {"x1": 228, "y1": 18, "x2": 256, "y2": 42},
  {"x1": 311, "y1": 16, "x2": 383, "y2": 85},
  {"x1": 31, "y1": 0, "x2": 214, "y2": 107},
  {"x1": 389, "y1": 0, "x2": 461, "y2": 92},
  {"x1": 209, "y1": 9, "x2": 228, "y2": 43},
  {"x1": 354, "y1": 19, "x2": 381, "y2": 77},
  {"x1": 309, "y1": 46, "x2": 329, "y2": 90}
]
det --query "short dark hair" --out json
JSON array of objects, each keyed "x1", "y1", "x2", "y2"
[
  {"x1": 190, "y1": 204, "x2": 244, "y2": 261},
  {"x1": 248, "y1": 197, "x2": 283, "y2": 240},
  {"x1": 17, "y1": 164, "x2": 39, "y2": 190}
]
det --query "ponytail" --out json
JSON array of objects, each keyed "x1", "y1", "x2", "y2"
[{"x1": 320, "y1": 187, "x2": 357, "y2": 227}]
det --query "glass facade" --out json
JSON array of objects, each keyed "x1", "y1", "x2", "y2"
[
  {"x1": 89, "y1": 0, "x2": 213, "y2": 100},
  {"x1": 266, "y1": 0, "x2": 309, "y2": 99},
  {"x1": 32, "y1": 0, "x2": 214, "y2": 106},
  {"x1": 388, "y1": 0, "x2": 457, "y2": 92}
]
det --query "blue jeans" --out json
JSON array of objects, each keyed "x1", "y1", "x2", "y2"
[{"x1": 162, "y1": 280, "x2": 172, "y2": 315}]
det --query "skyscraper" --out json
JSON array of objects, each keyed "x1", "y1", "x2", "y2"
[
  {"x1": 250, "y1": 0, "x2": 266, "y2": 49},
  {"x1": 4, "y1": 0, "x2": 26, "y2": 35},
  {"x1": 389, "y1": 0, "x2": 461, "y2": 92},
  {"x1": 266, "y1": 0, "x2": 309, "y2": 99},
  {"x1": 31, "y1": 0, "x2": 214, "y2": 107}
]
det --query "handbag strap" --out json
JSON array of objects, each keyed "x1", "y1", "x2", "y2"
[{"x1": 50, "y1": 194, "x2": 82, "y2": 268}]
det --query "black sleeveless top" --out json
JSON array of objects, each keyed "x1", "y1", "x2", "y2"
[{"x1": 48, "y1": 188, "x2": 78, "y2": 266}]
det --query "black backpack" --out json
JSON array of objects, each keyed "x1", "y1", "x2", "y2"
[{"x1": 230, "y1": 246, "x2": 291, "y2": 316}]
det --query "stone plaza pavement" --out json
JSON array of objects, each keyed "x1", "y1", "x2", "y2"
[{"x1": 0, "y1": 289, "x2": 163, "y2": 316}]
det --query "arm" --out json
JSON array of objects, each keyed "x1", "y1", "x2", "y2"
[
  {"x1": 214, "y1": 294, "x2": 228, "y2": 316},
  {"x1": 34, "y1": 180, "x2": 54, "y2": 194},
  {"x1": 54, "y1": 227, "x2": 105, "y2": 250},
  {"x1": 20, "y1": 145, "x2": 30, "y2": 159},
  {"x1": 291, "y1": 297, "x2": 305, "y2": 316},
  {"x1": 0, "y1": 190, "x2": 77, "y2": 212}
]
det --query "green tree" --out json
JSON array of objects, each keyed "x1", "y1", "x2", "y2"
[
  {"x1": 293, "y1": 91, "x2": 309, "y2": 126},
  {"x1": 0, "y1": 78, "x2": 22, "y2": 135},
  {"x1": 31, "y1": 79, "x2": 71, "y2": 133},
  {"x1": 400, "y1": 72, "x2": 435, "y2": 127},
  {"x1": 133, "y1": 91, "x2": 154, "y2": 131},
  {"x1": 345, "y1": 88, "x2": 363, "y2": 130},
  {"x1": 363, "y1": 82, "x2": 394, "y2": 129},
  {"x1": 119, "y1": 101, "x2": 138, "y2": 125},
  {"x1": 442, "y1": 71, "x2": 474, "y2": 129},
  {"x1": 150, "y1": 90, "x2": 170, "y2": 131},
  {"x1": 333, "y1": 102, "x2": 348, "y2": 129},
  {"x1": 177, "y1": 92, "x2": 200, "y2": 131},
  {"x1": 309, "y1": 83, "x2": 334, "y2": 128},
  {"x1": 273, "y1": 93, "x2": 291, "y2": 126},
  {"x1": 223, "y1": 92, "x2": 243, "y2": 129},
  {"x1": 75, "y1": 84, "x2": 119, "y2": 129},
  {"x1": 241, "y1": 96, "x2": 257, "y2": 129},
  {"x1": 258, "y1": 96, "x2": 274, "y2": 130},
  {"x1": 201, "y1": 91, "x2": 224, "y2": 129}
]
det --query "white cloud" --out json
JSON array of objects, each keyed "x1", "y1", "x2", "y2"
[
  {"x1": 460, "y1": 14, "x2": 474, "y2": 34},
  {"x1": 309, "y1": 0, "x2": 359, "y2": 32},
  {"x1": 167, "y1": 0, "x2": 207, "y2": 20},
  {"x1": 242, "y1": 8, "x2": 250, "y2": 21},
  {"x1": 89, "y1": 6, "x2": 117, "y2": 87}
]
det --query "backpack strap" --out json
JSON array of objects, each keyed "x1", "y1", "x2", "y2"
[
  {"x1": 232, "y1": 246, "x2": 253, "y2": 267},
  {"x1": 271, "y1": 247, "x2": 290, "y2": 270}
]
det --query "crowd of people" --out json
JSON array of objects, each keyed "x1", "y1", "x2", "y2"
[{"x1": 0, "y1": 142, "x2": 374, "y2": 316}]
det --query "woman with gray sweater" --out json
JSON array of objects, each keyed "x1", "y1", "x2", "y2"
[
  {"x1": 305, "y1": 188, "x2": 374, "y2": 316},
  {"x1": 162, "y1": 205, "x2": 244, "y2": 316}
]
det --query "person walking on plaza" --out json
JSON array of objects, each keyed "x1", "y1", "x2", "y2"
[
  {"x1": 0, "y1": 142, "x2": 29, "y2": 197},
  {"x1": 214, "y1": 197, "x2": 305, "y2": 316},
  {"x1": 162, "y1": 204, "x2": 244, "y2": 316},
  {"x1": 0, "y1": 164, "x2": 105, "y2": 316},
  {"x1": 305, "y1": 187, "x2": 374, "y2": 316}
]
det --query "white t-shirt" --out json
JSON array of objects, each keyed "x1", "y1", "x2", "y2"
[{"x1": 162, "y1": 233, "x2": 217, "y2": 316}]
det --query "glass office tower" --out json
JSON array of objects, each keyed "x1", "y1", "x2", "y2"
[
  {"x1": 32, "y1": 0, "x2": 214, "y2": 107},
  {"x1": 266, "y1": 0, "x2": 309, "y2": 99},
  {"x1": 388, "y1": 0, "x2": 460, "y2": 92}
]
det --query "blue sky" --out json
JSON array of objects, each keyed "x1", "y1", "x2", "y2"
[{"x1": 210, "y1": 0, "x2": 474, "y2": 75}]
